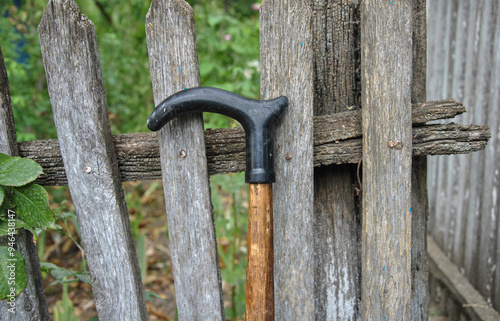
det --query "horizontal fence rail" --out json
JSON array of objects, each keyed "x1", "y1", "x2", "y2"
[
  {"x1": 18, "y1": 100, "x2": 490, "y2": 186},
  {"x1": 0, "y1": 0, "x2": 495, "y2": 319}
]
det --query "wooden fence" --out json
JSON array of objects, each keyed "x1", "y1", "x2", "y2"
[
  {"x1": 427, "y1": 0, "x2": 500, "y2": 319},
  {"x1": 0, "y1": 0, "x2": 492, "y2": 320}
]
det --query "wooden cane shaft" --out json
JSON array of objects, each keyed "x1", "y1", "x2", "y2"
[{"x1": 246, "y1": 183, "x2": 274, "y2": 320}]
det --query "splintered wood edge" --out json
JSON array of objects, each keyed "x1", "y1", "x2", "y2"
[{"x1": 19, "y1": 110, "x2": 489, "y2": 186}]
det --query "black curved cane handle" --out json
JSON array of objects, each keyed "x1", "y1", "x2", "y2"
[{"x1": 147, "y1": 87, "x2": 288, "y2": 183}]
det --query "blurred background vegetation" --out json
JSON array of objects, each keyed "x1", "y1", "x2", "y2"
[{"x1": 2, "y1": 0, "x2": 260, "y2": 319}]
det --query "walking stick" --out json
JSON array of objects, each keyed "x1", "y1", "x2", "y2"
[{"x1": 147, "y1": 87, "x2": 287, "y2": 320}]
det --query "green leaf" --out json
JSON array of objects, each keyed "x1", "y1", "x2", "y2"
[
  {"x1": 40, "y1": 262, "x2": 91, "y2": 285},
  {"x1": 75, "y1": 273, "x2": 91, "y2": 285},
  {"x1": 0, "y1": 185, "x2": 4, "y2": 206},
  {"x1": 0, "y1": 153, "x2": 10, "y2": 163},
  {"x1": 86, "y1": 317, "x2": 99, "y2": 321},
  {"x1": 40, "y1": 262, "x2": 74, "y2": 280},
  {"x1": 0, "y1": 219, "x2": 30, "y2": 236},
  {"x1": 0, "y1": 153, "x2": 43, "y2": 186},
  {"x1": 0, "y1": 246, "x2": 28, "y2": 300},
  {"x1": 11, "y1": 184, "x2": 54, "y2": 230}
]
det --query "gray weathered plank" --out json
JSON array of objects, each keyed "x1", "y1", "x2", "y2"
[
  {"x1": 38, "y1": 1, "x2": 148, "y2": 319},
  {"x1": 0, "y1": 46, "x2": 50, "y2": 320},
  {"x1": 428, "y1": 237, "x2": 500, "y2": 321},
  {"x1": 311, "y1": 1, "x2": 361, "y2": 319},
  {"x1": 410, "y1": 0, "x2": 429, "y2": 319},
  {"x1": 260, "y1": 0, "x2": 315, "y2": 319},
  {"x1": 360, "y1": 0, "x2": 413, "y2": 319},
  {"x1": 145, "y1": 0, "x2": 224, "y2": 319},
  {"x1": 475, "y1": 0, "x2": 498, "y2": 306},
  {"x1": 0, "y1": 48, "x2": 19, "y2": 156},
  {"x1": 427, "y1": 0, "x2": 500, "y2": 312},
  {"x1": 18, "y1": 115, "x2": 490, "y2": 186}
]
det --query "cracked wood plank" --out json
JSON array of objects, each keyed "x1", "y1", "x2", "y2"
[
  {"x1": 19, "y1": 115, "x2": 490, "y2": 186},
  {"x1": 145, "y1": 0, "x2": 224, "y2": 319},
  {"x1": 38, "y1": 1, "x2": 147, "y2": 319},
  {"x1": 360, "y1": 0, "x2": 413, "y2": 318},
  {"x1": 0, "y1": 46, "x2": 50, "y2": 321},
  {"x1": 260, "y1": 0, "x2": 315, "y2": 318}
]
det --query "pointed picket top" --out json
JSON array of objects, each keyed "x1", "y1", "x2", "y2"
[
  {"x1": 38, "y1": 1, "x2": 148, "y2": 319},
  {"x1": 260, "y1": 0, "x2": 315, "y2": 319},
  {"x1": 146, "y1": 0, "x2": 225, "y2": 319}
]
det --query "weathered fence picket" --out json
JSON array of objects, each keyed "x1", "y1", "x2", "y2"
[
  {"x1": 410, "y1": 0, "x2": 429, "y2": 319},
  {"x1": 145, "y1": 0, "x2": 225, "y2": 319},
  {"x1": 260, "y1": 0, "x2": 315, "y2": 318},
  {"x1": 38, "y1": 1, "x2": 148, "y2": 319},
  {"x1": 0, "y1": 47, "x2": 50, "y2": 320},
  {"x1": 311, "y1": 1, "x2": 361, "y2": 319},
  {"x1": 361, "y1": 0, "x2": 413, "y2": 318},
  {"x1": 427, "y1": 0, "x2": 500, "y2": 316}
]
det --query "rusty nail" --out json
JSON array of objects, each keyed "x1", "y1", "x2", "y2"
[
  {"x1": 394, "y1": 140, "x2": 403, "y2": 150},
  {"x1": 85, "y1": 165, "x2": 92, "y2": 173},
  {"x1": 387, "y1": 141, "x2": 395, "y2": 148},
  {"x1": 179, "y1": 150, "x2": 187, "y2": 158},
  {"x1": 285, "y1": 153, "x2": 292, "y2": 160}
]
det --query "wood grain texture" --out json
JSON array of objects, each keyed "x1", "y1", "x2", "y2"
[
  {"x1": 145, "y1": 1, "x2": 224, "y2": 319},
  {"x1": 427, "y1": 0, "x2": 500, "y2": 313},
  {"x1": 410, "y1": 0, "x2": 429, "y2": 319},
  {"x1": 360, "y1": 0, "x2": 413, "y2": 319},
  {"x1": 0, "y1": 47, "x2": 18, "y2": 155},
  {"x1": 428, "y1": 237, "x2": 500, "y2": 321},
  {"x1": 311, "y1": 1, "x2": 361, "y2": 319},
  {"x1": 260, "y1": 0, "x2": 315, "y2": 319},
  {"x1": 0, "y1": 46, "x2": 50, "y2": 321},
  {"x1": 18, "y1": 115, "x2": 490, "y2": 186},
  {"x1": 246, "y1": 184, "x2": 274, "y2": 321},
  {"x1": 38, "y1": 1, "x2": 148, "y2": 320}
]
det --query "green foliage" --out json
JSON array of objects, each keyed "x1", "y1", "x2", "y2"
[
  {"x1": 2, "y1": 0, "x2": 260, "y2": 317},
  {"x1": 0, "y1": 153, "x2": 55, "y2": 235},
  {"x1": 210, "y1": 172, "x2": 248, "y2": 318},
  {"x1": 0, "y1": 153, "x2": 55, "y2": 300},
  {"x1": 1, "y1": 0, "x2": 260, "y2": 138},
  {"x1": 53, "y1": 283, "x2": 79, "y2": 321},
  {"x1": 0, "y1": 153, "x2": 43, "y2": 186},
  {"x1": 1, "y1": 1, "x2": 53, "y2": 141},
  {"x1": 40, "y1": 262, "x2": 91, "y2": 286}
]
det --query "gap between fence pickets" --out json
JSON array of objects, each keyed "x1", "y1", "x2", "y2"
[
  {"x1": 18, "y1": 99, "x2": 490, "y2": 186},
  {"x1": 427, "y1": 236, "x2": 500, "y2": 321}
]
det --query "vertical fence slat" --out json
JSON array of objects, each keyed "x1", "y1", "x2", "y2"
[
  {"x1": 0, "y1": 48, "x2": 18, "y2": 156},
  {"x1": 462, "y1": 0, "x2": 483, "y2": 286},
  {"x1": 38, "y1": 1, "x2": 147, "y2": 320},
  {"x1": 475, "y1": 0, "x2": 498, "y2": 305},
  {"x1": 448, "y1": 0, "x2": 470, "y2": 269},
  {"x1": 427, "y1": 0, "x2": 500, "y2": 313},
  {"x1": 311, "y1": 1, "x2": 361, "y2": 320},
  {"x1": 491, "y1": 3, "x2": 500, "y2": 307},
  {"x1": 410, "y1": 0, "x2": 429, "y2": 319},
  {"x1": 0, "y1": 47, "x2": 50, "y2": 320},
  {"x1": 260, "y1": 0, "x2": 315, "y2": 319},
  {"x1": 145, "y1": 0, "x2": 225, "y2": 319},
  {"x1": 361, "y1": 0, "x2": 413, "y2": 319}
]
